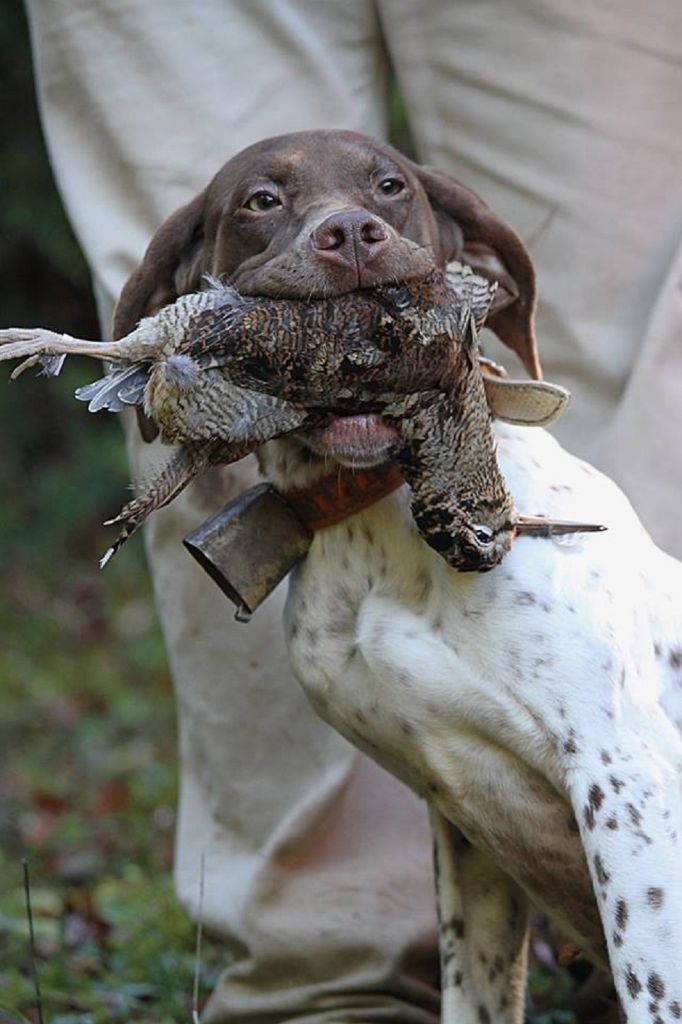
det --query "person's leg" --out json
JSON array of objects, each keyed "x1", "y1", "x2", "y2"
[
  {"x1": 382, "y1": 0, "x2": 682, "y2": 556},
  {"x1": 25, "y1": 3, "x2": 439, "y2": 1021}
]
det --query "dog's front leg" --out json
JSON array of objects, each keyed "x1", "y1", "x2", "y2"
[
  {"x1": 430, "y1": 808, "x2": 528, "y2": 1024},
  {"x1": 568, "y1": 739, "x2": 682, "y2": 1022}
]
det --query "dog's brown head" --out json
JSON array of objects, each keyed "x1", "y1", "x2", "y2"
[{"x1": 115, "y1": 130, "x2": 539, "y2": 475}]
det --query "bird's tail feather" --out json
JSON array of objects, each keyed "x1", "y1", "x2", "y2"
[
  {"x1": 100, "y1": 443, "x2": 208, "y2": 566},
  {"x1": 76, "y1": 363, "x2": 150, "y2": 413}
]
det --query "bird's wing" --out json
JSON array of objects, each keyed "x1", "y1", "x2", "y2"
[
  {"x1": 155, "y1": 376, "x2": 309, "y2": 445},
  {"x1": 445, "y1": 261, "x2": 497, "y2": 340},
  {"x1": 75, "y1": 363, "x2": 150, "y2": 413}
]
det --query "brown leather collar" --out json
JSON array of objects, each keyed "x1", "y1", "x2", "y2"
[{"x1": 283, "y1": 462, "x2": 405, "y2": 533}]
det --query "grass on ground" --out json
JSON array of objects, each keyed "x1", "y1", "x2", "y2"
[{"x1": 0, "y1": 366, "x2": 223, "y2": 1023}]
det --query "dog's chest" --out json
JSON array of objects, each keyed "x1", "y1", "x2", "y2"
[
  {"x1": 284, "y1": 489, "x2": 607, "y2": 947},
  {"x1": 288, "y1": 492, "x2": 544, "y2": 795}
]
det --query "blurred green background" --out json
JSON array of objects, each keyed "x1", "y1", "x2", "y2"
[
  {"x1": 0, "y1": 4, "x2": 226, "y2": 1021},
  {"x1": 0, "y1": 4, "x2": 592, "y2": 1020}
]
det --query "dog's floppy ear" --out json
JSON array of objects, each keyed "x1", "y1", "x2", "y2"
[
  {"x1": 113, "y1": 190, "x2": 208, "y2": 440},
  {"x1": 113, "y1": 189, "x2": 208, "y2": 341},
  {"x1": 413, "y1": 165, "x2": 541, "y2": 380}
]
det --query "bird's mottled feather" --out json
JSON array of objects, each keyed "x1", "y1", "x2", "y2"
[{"x1": 1, "y1": 266, "x2": 522, "y2": 566}]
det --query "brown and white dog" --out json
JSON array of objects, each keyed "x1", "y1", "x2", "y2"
[{"x1": 115, "y1": 130, "x2": 682, "y2": 1023}]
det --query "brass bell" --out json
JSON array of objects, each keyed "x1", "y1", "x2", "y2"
[{"x1": 183, "y1": 483, "x2": 313, "y2": 622}]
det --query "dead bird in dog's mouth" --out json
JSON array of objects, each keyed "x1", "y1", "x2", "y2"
[{"x1": 0, "y1": 264, "x2": 603, "y2": 568}]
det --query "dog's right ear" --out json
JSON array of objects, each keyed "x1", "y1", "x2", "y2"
[
  {"x1": 113, "y1": 189, "x2": 208, "y2": 440},
  {"x1": 113, "y1": 189, "x2": 208, "y2": 341}
]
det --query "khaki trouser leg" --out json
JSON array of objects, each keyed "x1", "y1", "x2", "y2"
[
  {"x1": 27, "y1": 3, "x2": 440, "y2": 1022},
  {"x1": 380, "y1": 0, "x2": 682, "y2": 555}
]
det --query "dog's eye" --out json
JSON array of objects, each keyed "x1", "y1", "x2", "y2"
[
  {"x1": 377, "y1": 177, "x2": 405, "y2": 197},
  {"x1": 244, "y1": 191, "x2": 282, "y2": 212},
  {"x1": 472, "y1": 524, "x2": 494, "y2": 545}
]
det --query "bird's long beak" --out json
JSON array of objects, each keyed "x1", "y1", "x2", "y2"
[{"x1": 514, "y1": 514, "x2": 607, "y2": 538}]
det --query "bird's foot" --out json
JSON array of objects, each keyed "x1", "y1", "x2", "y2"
[
  {"x1": 0, "y1": 328, "x2": 119, "y2": 377},
  {"x1": 0, "y1": 328, "x2": 74, "y2": 377}
]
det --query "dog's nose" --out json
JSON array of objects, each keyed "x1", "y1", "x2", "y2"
[{"x1": 310, "y1": 211, "x2": 390, "y2": 272}]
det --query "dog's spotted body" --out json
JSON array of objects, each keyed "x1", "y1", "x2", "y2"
[
  {"x1": 76, "y1": 130, "x2": 682, "y2": 1019},
  {"x1": 262, "y1": 423, "x2": 682, "y2": 1022}
]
